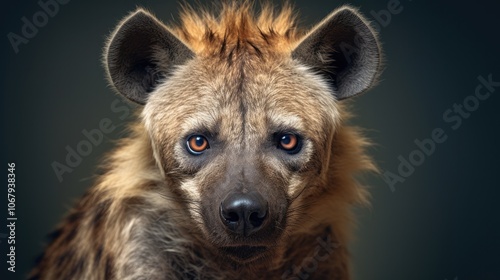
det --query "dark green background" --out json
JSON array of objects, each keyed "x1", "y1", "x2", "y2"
[{"x1": 2, "y1": 0, "x2": 499, "y2": 279}]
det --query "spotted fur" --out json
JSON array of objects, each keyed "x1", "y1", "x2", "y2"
[{"x1": 31, "y1": 2, "x2": 381, "y2": 279}]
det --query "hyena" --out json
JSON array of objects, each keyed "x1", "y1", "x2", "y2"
[{"x1": 31, "y1": 1, "x2": 381, "y2": 279}]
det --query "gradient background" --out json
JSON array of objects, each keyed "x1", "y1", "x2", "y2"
[{"x1": 2, "y1": 0, "x2": 500, "y2": 279}]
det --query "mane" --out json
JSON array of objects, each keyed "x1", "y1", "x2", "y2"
[{"x1": 171, "y1": 1, "x2": 302, "y2": 57}]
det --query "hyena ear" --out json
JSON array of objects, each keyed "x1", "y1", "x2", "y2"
[
  {"x1": 105, "y1": 9, "x2": 194, "y2": 104},
  {"x1": 292, "y1": 6, "x2": 381, "y2": 100}
]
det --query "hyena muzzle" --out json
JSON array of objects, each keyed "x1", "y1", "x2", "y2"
[{"x1": 31, "y1": 1, "x2": 381, "y2": 279}]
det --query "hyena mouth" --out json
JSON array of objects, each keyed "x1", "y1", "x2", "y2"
[{"x1": 220, "y1": 246, "x2": 268, "y2": 262}]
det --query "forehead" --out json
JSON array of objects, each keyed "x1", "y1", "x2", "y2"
[{"x1": 144, "y1": 56, "x2": 339, "y2": 142}]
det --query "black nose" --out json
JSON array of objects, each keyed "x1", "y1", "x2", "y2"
[{"x1": 220, "y1": 192, "x2": 268, "y2": 236}]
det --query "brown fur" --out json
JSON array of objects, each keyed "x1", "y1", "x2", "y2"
[
  {"x1": 174, "y1": 2, "x2": 300, "y2": 56},
  {"x1": 31, "y1": 2, "x2": 379, "y2": 279}
]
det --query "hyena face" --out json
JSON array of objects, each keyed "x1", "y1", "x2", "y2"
[
  {"x1": 143, "y1": 56, "x2": 339, "y2": 262},
  {"x1": 105, "y1": 3, "x2": 380, "y2": 263}
]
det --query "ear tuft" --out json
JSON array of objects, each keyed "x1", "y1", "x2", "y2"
[
  {"x1": 292, "y1": 6, "x2": 381, "y2": 100},
  {"x1": 104, "y1": 9, "x2": 194, "y2": 104}
]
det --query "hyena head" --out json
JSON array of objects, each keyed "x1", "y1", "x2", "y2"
[{"x1": 105, "y1": 2, "x2": 380, "y2": 263}]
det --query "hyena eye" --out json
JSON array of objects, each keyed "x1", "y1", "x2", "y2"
[
  {"x1": 277, "y1": 134, "x2": 302, "y2": 154},
  {"x1": 186, "y1": 135, "x2": 210, "y2": 155}
]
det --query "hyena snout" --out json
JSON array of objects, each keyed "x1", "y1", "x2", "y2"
[{"x1": 220, "y1": 191, "x2": 268, "y2": 237}]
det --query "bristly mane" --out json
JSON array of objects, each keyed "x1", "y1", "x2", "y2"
[{"x1": 172, "y1": 1, "x2": 301, "y2": 57}]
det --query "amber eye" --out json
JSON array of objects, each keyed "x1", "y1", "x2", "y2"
[
  {"x1": 278, "y1": 134, "x2": 301, "y2": 154},
  {"x1": 186, "y1": 135, "x2": 210, "y2": 155}
]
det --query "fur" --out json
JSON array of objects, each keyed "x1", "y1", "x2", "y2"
[{"x1": 31, "y1": 2, "x2": 380, "y2": 279}]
